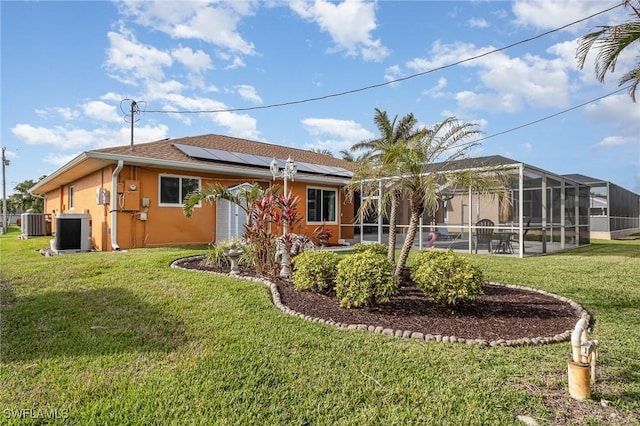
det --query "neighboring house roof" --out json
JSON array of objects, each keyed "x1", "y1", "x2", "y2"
[
  {"x1": 564, "y1": 174, "x2": 640, "y2": 197},
  {"x1": 31, "y1": 134, "x2": 356, "y2": 194}
]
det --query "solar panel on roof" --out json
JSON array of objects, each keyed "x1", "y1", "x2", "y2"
[
  {"x1": 203, "y1": 148, "x2": 246, "y2": 163},
  {"x1": 173, "y1": 142, "x2": 352, "y2": 177},
  {"x1": 253, "y1": 154, "x2": 276, "y2": 167},
  {"x1": 173, "y1": 143, "x2": 216, "y2": 160},
  {"x1": 309, "y1": 163, "x2": 334, "y2": 174},
  {"x1": 294, "y1": 163, "x2": 315, "y2": 173},
  {"x1": 236, "y1": 153, "x2": 273, "y2": 167}
]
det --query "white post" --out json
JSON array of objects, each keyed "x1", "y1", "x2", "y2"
[
  {"x1": 467, "y1": 187, "x2": 473, "y2": 253},
  {"x1": 518, "y1": 164, "x2": 524, "y2": 258},
  {"x1": 2, "y1": 147, "x2": 7, "y2": 234},
  {"x1": 271, "y1": 157, "x2": 297, "y2": 278}
]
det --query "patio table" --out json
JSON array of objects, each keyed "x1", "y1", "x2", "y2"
[{"x1": 492, "y1": 232, "x2": 516, "y2": 254}]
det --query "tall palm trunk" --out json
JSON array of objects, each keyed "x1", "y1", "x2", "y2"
[
  {"x1": 394, "y1": 210, "x2": 420, "y2": 280},
  {"x1": 387, "y1": 190, "x2": 398, "y2": 261}
]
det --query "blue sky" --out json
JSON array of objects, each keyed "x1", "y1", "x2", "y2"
[{"x1": 2, "y1": 0, "x2": 639, "y2": 195}]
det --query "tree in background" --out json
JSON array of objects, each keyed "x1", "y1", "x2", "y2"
[
  {"x1": 9, "y1": 177, "x2": 46, "y2": 213},
  {"x1": 309, "y1": 148, "x2": 334, "y2": 156},
  {"x1": 577, "y1": 0, "x2": 640, "y2": 101}
]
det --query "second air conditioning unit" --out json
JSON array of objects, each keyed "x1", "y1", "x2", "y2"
[{"x1": 21, "y1": 213, "x2": 51, "y2": 237}]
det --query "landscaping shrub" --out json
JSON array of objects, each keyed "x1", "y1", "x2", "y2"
[
  {"x1": 335, "y1": 251, "x2": 397, "y2": 308},
  {"x1": 201, "y1": 241, "x2": 232, "y2": 268},
  {"x1": 411, "y1": 249, "x2": 484, "y2": 306},
  {"x1": 238, "y1": 242, "x2": 257, "y2": 269},
  {"x1": 352, "y1": 242, "x2": 387, "y2": 256},
  {"x1": 201, "y1": 239, "x2": 254, "y2": 270},
  {"x1": 292, "y1": 250, "x2": 339, "y2": 293}
]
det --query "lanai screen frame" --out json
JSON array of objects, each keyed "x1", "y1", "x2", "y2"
[{"x1": 354, "y1": 159, "x2": 591, "y2": 258}]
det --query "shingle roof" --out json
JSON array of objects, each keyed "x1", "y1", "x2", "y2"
[{"x1": 95, "y1": 133, "x2": 356, "y2": 171}]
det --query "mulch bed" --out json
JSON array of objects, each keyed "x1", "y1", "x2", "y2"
[{"x1": 177, "y1": 257, "x2": 580, "y2": 341}]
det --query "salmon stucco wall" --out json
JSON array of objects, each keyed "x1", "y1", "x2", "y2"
[
  {"x1": 43, "y1": 163, "x2": 353, "y2": 251},
  {"x1": 44, "y1": 167, "x2": 112, "y2": 251},
  {"x1": 114, "y1": 166, "x2": 216, "y2": 249}
]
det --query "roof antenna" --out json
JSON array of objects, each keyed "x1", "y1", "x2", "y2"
[{"x1": 121, "y1": 99, "x2": 146, "y2": 151}]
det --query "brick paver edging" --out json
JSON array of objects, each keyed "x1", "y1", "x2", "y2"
[{"x1": 171, "y1": 255, "x2": 590, "y2": 347}]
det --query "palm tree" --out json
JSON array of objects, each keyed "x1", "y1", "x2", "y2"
[
  {"x1": 379, "y1": 117, "x2": 508, "y2": 279},
  {"x1": 310, "y1": 148, "x2": 334, "y2": 156},
  {"x1": 339, "y1": 149, "x2": 370, "y2": 162},
  {"x1": 349, "y1": 108, "x2": 422, "y2": 261},
  {"x1": 183, "y1": 182, "x2": 270, "y2": 220},
  {"x1": 577, "y1": 0, "x2": 640, "y2": 101}
]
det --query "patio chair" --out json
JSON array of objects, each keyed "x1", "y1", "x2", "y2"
[
  {"x1": 435, "y1": 223, "x2": 459, "y2": 240},
  {"x1": 474, "y1": 219, "x2": 494, "y2": 253}
]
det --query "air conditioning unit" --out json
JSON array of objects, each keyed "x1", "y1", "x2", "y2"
[
  {"x1": 51, "y1": 213, "x2": 92, "y2": 254},
  {"x1": 21, "y1": 213, "x2": 51, "y2": 237}
]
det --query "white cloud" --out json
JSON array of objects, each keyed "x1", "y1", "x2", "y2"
[
  {"x1": 215, "y1": 111, "x2": 262, "y2": 140},
  {"x1": 34, "y1": 107, "x2": 80, "y2": 120},
  {"x1": 105, "y1": 30, "x2": 173, "y2": 85},
  {"x1": 406, "y1": 41, "x2": 571, "y2": 112},
  {"x1": 584, "y1": 94, "x2": 640, "y2": 134},
  {"x1": 143, "y1": 91, "x2": 261, "y2": 140},
  {"x1": 57, "y1": 107, "x2": 80, "y2": 120},
  {"x1": 118, "y1": 1, "x2": 256, "y2": 55},
  {"x1": 43, "y1": 152, "x2": 80, "y2": 167},
  {"x1": 235, "y1": 85, "x2": 263, "y2": 104},
  {"x1": 290, "y1": 0, "x2": 389, "y2": 62},
  {"x1": 512, "y1": 0, "x2": 621, "y2": 34},
  {"x1": 12, "y1": 125, "x2": 68, "y2": 147},
  {"x1": 467, "y1": 17, "x2": 489, "y2": 28},
  {"x1": 83, "y1": 101, "x2": 121, "y2": 123},
  {"x1": 592, "y1": 135, "x2": 635, "y2": 150},
  {"x1": 100, "y1": 92, "x2": 125, "y2": 102},
  {"x1": 171, "y1": 46, "x2": 213, "y2": 73},
  {"x1": 422, "y1": 77, "x2": 448, "y2": 98},
  {"x1": 11, "y1": 123, "x2": 170, "y2": 151},
  {"x1": 301, "y1": 117, "x2": 374, "y2": 154},
  {"x1": 144, "y1": 80, "x2": 185, "y2": 100},
  {"x1": 224, "y1": 56, "x2": 246, "y2": 70},
  {"x1": 384, "y1": 64, "x2": 403, "y2": 82}
]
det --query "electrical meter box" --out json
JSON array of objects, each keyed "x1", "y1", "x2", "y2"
[{"x1": 123, "y1": 180, "x2": 140, "y2": 211}]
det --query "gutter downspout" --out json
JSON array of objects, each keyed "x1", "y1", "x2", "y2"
[{"x1": 111, "y1": 160, "x2": 124, "y2": 251}]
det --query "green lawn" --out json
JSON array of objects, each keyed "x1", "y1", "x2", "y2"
[{"x1": 1, "y1": 226, "x2": 639, "y2": 425}]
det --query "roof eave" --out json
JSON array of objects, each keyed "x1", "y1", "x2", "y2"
[{"x1": 31, "y1": 151, "x2": 351, "y2": 194}]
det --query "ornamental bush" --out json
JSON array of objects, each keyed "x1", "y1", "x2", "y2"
[
  {"x1": 201, "y1": 241, "x2": 232, "y2": 268},
  {"x1": 411, "y1": 249, "x2": 485, "y2": 307},
  {"x1": 292, "y1": 250, "x2": 339, "y2": 293},
  {"x1": 202, "y1": 239, "x2": 254, "y2": 269},
  {"x1": 335, "y1": 251, "x2": 397, "y2": 308},
  {"x1": 352, "y1": 242, "x2": 387, "y2": 256}
]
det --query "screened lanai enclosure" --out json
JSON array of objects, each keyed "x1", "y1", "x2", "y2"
[
  {"x1": 563, "y1": 174, "x2": 640, "y2": 240},
  {"x1": 349, "y1": 156, "x2": 591, "y2": 258}
]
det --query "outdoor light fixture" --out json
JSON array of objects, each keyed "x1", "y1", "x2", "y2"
[{"x1": 270, "y1": 156, "x2": 297, "y2": 278}]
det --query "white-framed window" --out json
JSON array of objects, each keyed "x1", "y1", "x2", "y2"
[
  {"x1": 68, "y1": 186, "x2": 75, "y2": 210},
  {"x1": 307, "y1": 186, "x2": 337, "y2": 223},
  {"x1": 159, "y1": 174, "x2": 201, "y2": 206}
]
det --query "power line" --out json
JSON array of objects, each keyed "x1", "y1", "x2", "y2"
[
  {"x1": 145, "y1": 2, "x2": 623, "y2": 115},
  {"x1": 477, "y1": 86, "x2": 630, "y2": 143}
]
